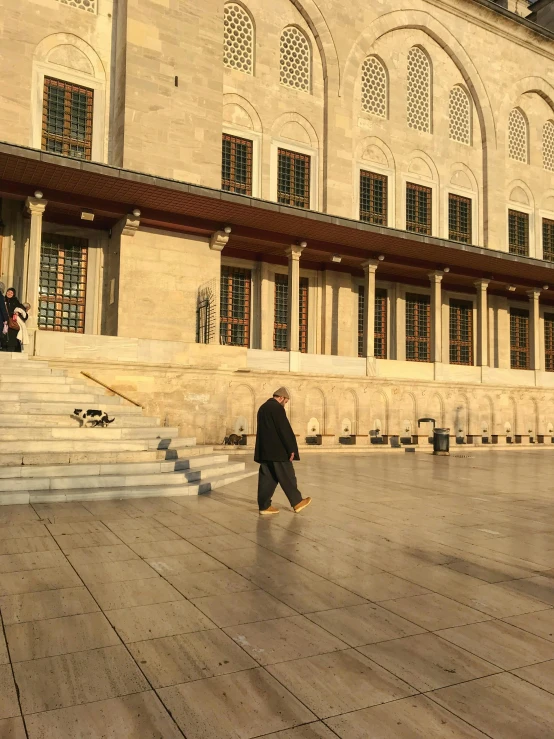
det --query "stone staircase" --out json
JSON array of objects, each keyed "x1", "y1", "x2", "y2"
[{"x1": 0, "y1": 351, "x2": 254, "y2": 506}]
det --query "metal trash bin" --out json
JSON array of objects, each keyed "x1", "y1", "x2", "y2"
[{"x1": 433, "y1": 428, "x2": 450, "y2": 456}]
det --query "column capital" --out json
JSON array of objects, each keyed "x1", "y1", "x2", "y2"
[
  {"x1": 474, "y1": 278, "x2": 490, "y2": 290},
  {"x1": 120, "y1": 214, "x2": 141, "y2": 237},
  {"x1": 25, "y1": 196, "x2": 47, "y2": 216},
  {"x1": 286, "y1": 244, "x2": 305, "y2": 260},
  {"x1": 209, "y1": 229, "x2": 230, "y2": 252},
  {"x1": 428, "y1": 271, "x2": 443, "y2": 283},
  {"x1": 527, "y1": 288, "x2": 541, "y2": 300},
  {"x1": 361, "y1": 258, "x2": 379, "y2": 273}
]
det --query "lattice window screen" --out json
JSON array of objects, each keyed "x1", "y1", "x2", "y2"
[
  {"x1": 361, "y1": 57, "x2": 387, "y2": 118},
  {"x1": 508, "y1": 108, "x2": 528, "y2": 163},
  {"x1": 56, "y1": 0, "x2": 96, "y2": 13},
  {"x1": 543, "y1": 121, "x2": 554, "y2": 172},
  {"x1": 407, "y1": 47, "x2": 431, "y2": 133},
  {"x1": 223, "y1": 3, "x2": 254, "y2": 74},
  {"x1": 280, "y1": 26, "x2": 311, "y2": 92},
  {"x1": 449, "y1": 86, "x2": 471, "y2": 145}
]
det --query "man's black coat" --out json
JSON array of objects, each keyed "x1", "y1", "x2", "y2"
[{"x1": 254, "y1": 398, "x2": 300, "y2": 463}]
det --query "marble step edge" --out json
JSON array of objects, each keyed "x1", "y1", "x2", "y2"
[
  {"x1": 0, "y1": 469, "x2": 257, "y2": 504},
  {"x1": 0, "y1": 427, "x2": 179, "y2": 441},
  {"x1": 0, "y1": 414, "x2": 160, "y2": 428},
  {"x1": 0, "y1": 403, "x2": 143, "y2": 415},
  {"x1": 0, "y1": 453, "x2": 230, "y2": 479},
  {"x1": 0, "y1": 392, "x2": 137, "y2": 404},
  {"x1": 0, "y1": 461, "x2": 246, "y2": 493},
  {"x1": 0, "y1": 445, "x2": 209, "y2": 468}
]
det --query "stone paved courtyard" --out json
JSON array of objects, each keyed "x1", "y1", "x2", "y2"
[{"x1": 2, "y1": 451, "x2": 554, "y2": 737}]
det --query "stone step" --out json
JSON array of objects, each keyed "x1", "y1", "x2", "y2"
[
  {"x1": 0, "y1": 381, "x2": 102, "y2": 394},
  {"x1": 0, "y1": 414, "x2": 160, "y2": 428},
  {"x1": 0, "y1": 461, "x2": 245, "y2": 494},
  {"x1": 0, "y1": 365, "x2": 66, "y2": 377},
  {"x1": 0, "y1": 445, "x2": 212, "y2": 468},
  {"x1": 0, "y1": 391, "x2": 129, "y2": 403},
  {"x1": 0, "y1": 427, "x2": 178, "y2": 442},
  {"x1": 151, "y1": 437, "x2": 196, "y2": 451},
  {"x1": 0, "y1": 401, "x2": 143, "y2": 415},
  {"x1": 0, "y1": 439, "x2": 156, "y2": 454},
  {"x1": 0, "y1": 454, "x2": 230, "y2": 480},
  {"x1": 0, "y1": 375, "x2": 79, "y2": 386}
]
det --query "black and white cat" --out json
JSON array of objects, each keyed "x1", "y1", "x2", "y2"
[{"x1": 72, "y1": 409, "x2": 115, "y2": 427}]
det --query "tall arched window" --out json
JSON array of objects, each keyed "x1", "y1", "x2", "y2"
[
  {"x1": 508, "y1": 108, "x2": 528, "y2": 163},
  {"x1": 223, "y1": 3, "x2": 254, "y2": 75},
  {"x1": 543, "y1": 120, "x2": 554, "y2": 171},
  {"x1": 280, "y1": 26, "x2": 311, "y2": 92},
  {"x1": 449, "y1": 86, "x2": 471, "y2": 145},
  {"x1": 361, "y1": 56, "x2": 387, "y2": 118},
  {"x1": 407, "y1": 47, "x2": 431, "y2": 133}
]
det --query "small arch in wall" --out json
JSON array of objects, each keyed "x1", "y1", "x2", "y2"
[
  {"x1": 507, "y1": 180, "x2": 534, "y2": 208},
  {"x1": 356, "y1": 137, "x2": 394, "y2": 169},
  {"x1": 542, "y1": 193, "x2": 554, "y2": 212},
  {"x1": 223, "y1": 103, "x2": 255, "y2": 131},
  {"x1": 450, "y1": 170, "x2": 473, "y2": 191},
  {"x1": 47, "y1": 45, "x2": 94, "y2": 75},
  {"x1": 341, "y1": 418, "x2": 352, "y2": 435},
  {"x1": 509, "y1": 186, "x2": 530, "y2": 206},
  {"x1": 280, "y1": 120, "x2": 312, "y2": 145},
  {"x1": 406, "y1": 150, "x2": 439, "y2": 182},
  {"x1": 271, "y1": 112, "x2": 319, "y2": 149},
  {"x1": 222, "y1": 93, "x2": 263, "y2": 132},
  {"x1": 307, "y1": 417, "x2": 320, "y2": 435}
]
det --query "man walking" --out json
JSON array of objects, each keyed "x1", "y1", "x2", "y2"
[{"x1": 254, "y1": 387, "x2": 312, "y2": 516}]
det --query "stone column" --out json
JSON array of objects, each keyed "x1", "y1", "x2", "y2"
[
  {"x1": 286, "y1": 244, "x2": 305, "y2": 352},
  {"x1": 24, "y1": 195, "x2": 48, "y2": 330},
  {"x1": 474, "y1": 279, "x2": 489, "y2": 367},
  {"x1": 361, "y1": 259, "x2": 378, "y2": 358},
  {"x1": 527, "y1": 288, "x2": 541, "y2": 370},
  {"x1": 429, "y1": 271, "x2": 443, "y2": 363}
]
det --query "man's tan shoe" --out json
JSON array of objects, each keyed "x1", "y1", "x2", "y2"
[
  {"x1": 259, "y1": 506, "x2": 280, "y2": 516},
  {"x1": 293, "y1": 497, "x2": 312, "y2": 513}
]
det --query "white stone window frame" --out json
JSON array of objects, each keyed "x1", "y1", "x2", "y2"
[
  {"x1": 354, "y1": 160, "x2": 395, "y2": 226},
  {"x1": 505, "y1": 199, "x2": 535, "y2": 258},
  {"x1": 220, "y1": 255, "x2": 257, "y2": 349},
  {"x1": 270, "y1": 138, "x2": 319, "y2": 211},
  {"x1": 351, "y1": 276, "x2": 393, "y2": 360},
  {"x1": 400, "y1": 172, "x2": 438, "y2": 237},
  {"x1": 442, "y1": 185, "x2": 478, "y2": 246},
  {"x1": 269, "y1": 263, "x2": 317, "y2": 355},
  {"x1": 40, "y1": 222, "x2": 105, "y2": 335},
  {"x1": 31, "y1": 62, "x2": 107, "y2": 163},
  {"x1": 222, "y1": 125, "x2": 262, "y2": 199},
  {"x1": 539, "y1": 203, "x2": 554, "y2": 261}
]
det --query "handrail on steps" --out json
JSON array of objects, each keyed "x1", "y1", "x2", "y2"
[{"x1": 80, "y1": 371, "x2": 144, "y2": 409}]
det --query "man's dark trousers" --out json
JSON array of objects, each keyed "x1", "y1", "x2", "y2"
[{"x1": 258, "y1": 460, "x2": 302, "y2": 511}]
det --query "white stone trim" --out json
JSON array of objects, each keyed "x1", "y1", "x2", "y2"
[
  {"x1": 505, "y1": 200, "x2": 535, "y2": 258},
  {"x1": 443, "y1": 186, "x2": 479, "y2": 246},
  {"x1": 401, "y1": 173, "x2": 438, "y2": 237},
  {"x1": 221, "y1": 256, "x2": 257, "y2": 348},
  {"x1": 270, "y1": 138, "x2": 319, "y2": 210},
  {"x1": 354, "y1": 160, "x2": 395, "y2": 225}
]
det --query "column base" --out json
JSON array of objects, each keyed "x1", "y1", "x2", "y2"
[
  {"x1": 289, "y1": 351, "x2": 301, "y2": 372},
  {"x1": 365, "y1": 357, "x2": 377, "y2": 376}
]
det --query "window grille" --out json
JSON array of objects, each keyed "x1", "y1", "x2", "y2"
[
  {"x1": 508, "y1": 210, "x2": 529, "y2": 257},
  {"x1": 42, "y1": 78, "x2": 93, "y2": 160},
  {"x1": 543, "y1": 218, "x2": 554, "y2": 262},
  {"x1": 407, "y1": 47, "x2": 431, "y2": 133},
  {"x1": 274, "y1": 274, "x2": 288, "y2": 351},
  {"x1": 196, "y1": 281, "x2": 216, "y2": 344},
  {"x1": 406, "y1": 293, "x2": 430, "y2": 362},
  {"x1": 280, "y1": 26, "x2": 310, "y2": 92},
  {"x1": 360, "y1": 170, "x2": 387, "y2": 225},
  {"x1": 299, "y1": 277, "x2": 309, "y2": 353},
  {"x1": 56, "y1": 0, "x2": 96, "y2": 13},
  {"x1": 544, "y1": 121, "x2": 554, "y2": 172},
  {"x1": 508, "y1": 108, "x2": 528, "y2": 163},
  {"x1": 277, "y1": 148, "x2": 310, "y2": 208},
  {"x1": 449, "y1": 86, "x2": 471, "y2": 145},
  {"x1": 223, "y1": 3, "x2": 254, "y2": 74},
  {"x1": 222, "y1": 134, "x2": 253, "y2": 195},
  {"x1": 357, "y1": 286, "x2": 387, "y2": 359},
  {"x1": 361, "y1": 57, "x2": 387, "y2": 118},
  {"x1": 220, "y1": 266, "x2": 251, "y2": 347},
  {"x1": 38, "y1": 234, "x2": 87, "y2": 333},
  {"x1": 406, "y1": 182, "x2": 432, "y2": 235},
  {"x1": 448, "y1": 193, "x2": 472, "y2": 244},
  {"x1": 545, "y1": 313, "x2": 554, "y2": 371},
  {"x1": 510, "y1": 307, "x2": 530, "y2": 370},
  {"x1": 449, "y1": 300, "x2": 473, "y2": 365}
]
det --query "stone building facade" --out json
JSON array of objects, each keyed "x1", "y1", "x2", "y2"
[{"x1": 2, "y1": 0, "x2": 554, "y2": 445}]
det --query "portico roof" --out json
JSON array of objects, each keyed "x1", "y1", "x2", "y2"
[{"x1": 1, "y1": 141, "x2": 554, "y2": 301}]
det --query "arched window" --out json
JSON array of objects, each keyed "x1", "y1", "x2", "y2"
[
  {"x1": 449, "y1": 86, "x2": 471, "y2": 145},
  {"x1": 280, "y1": 26, "x2": 311, "y2": 92},
  {"x1": 361, "y1": 56, "x2": 387, "y2": 118},
  {"x1": 543, "y1": 120, "x2": 554, "y2": 171},
  {"x1": 508, "y1": 108, "x2": 528, "y2": 163},
  {"x1": 407, "y1": 47, "x2": 431, "y2": 133},
  {"x1": 223, "y1": 3, "x2": 254, "y2": 75}
]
